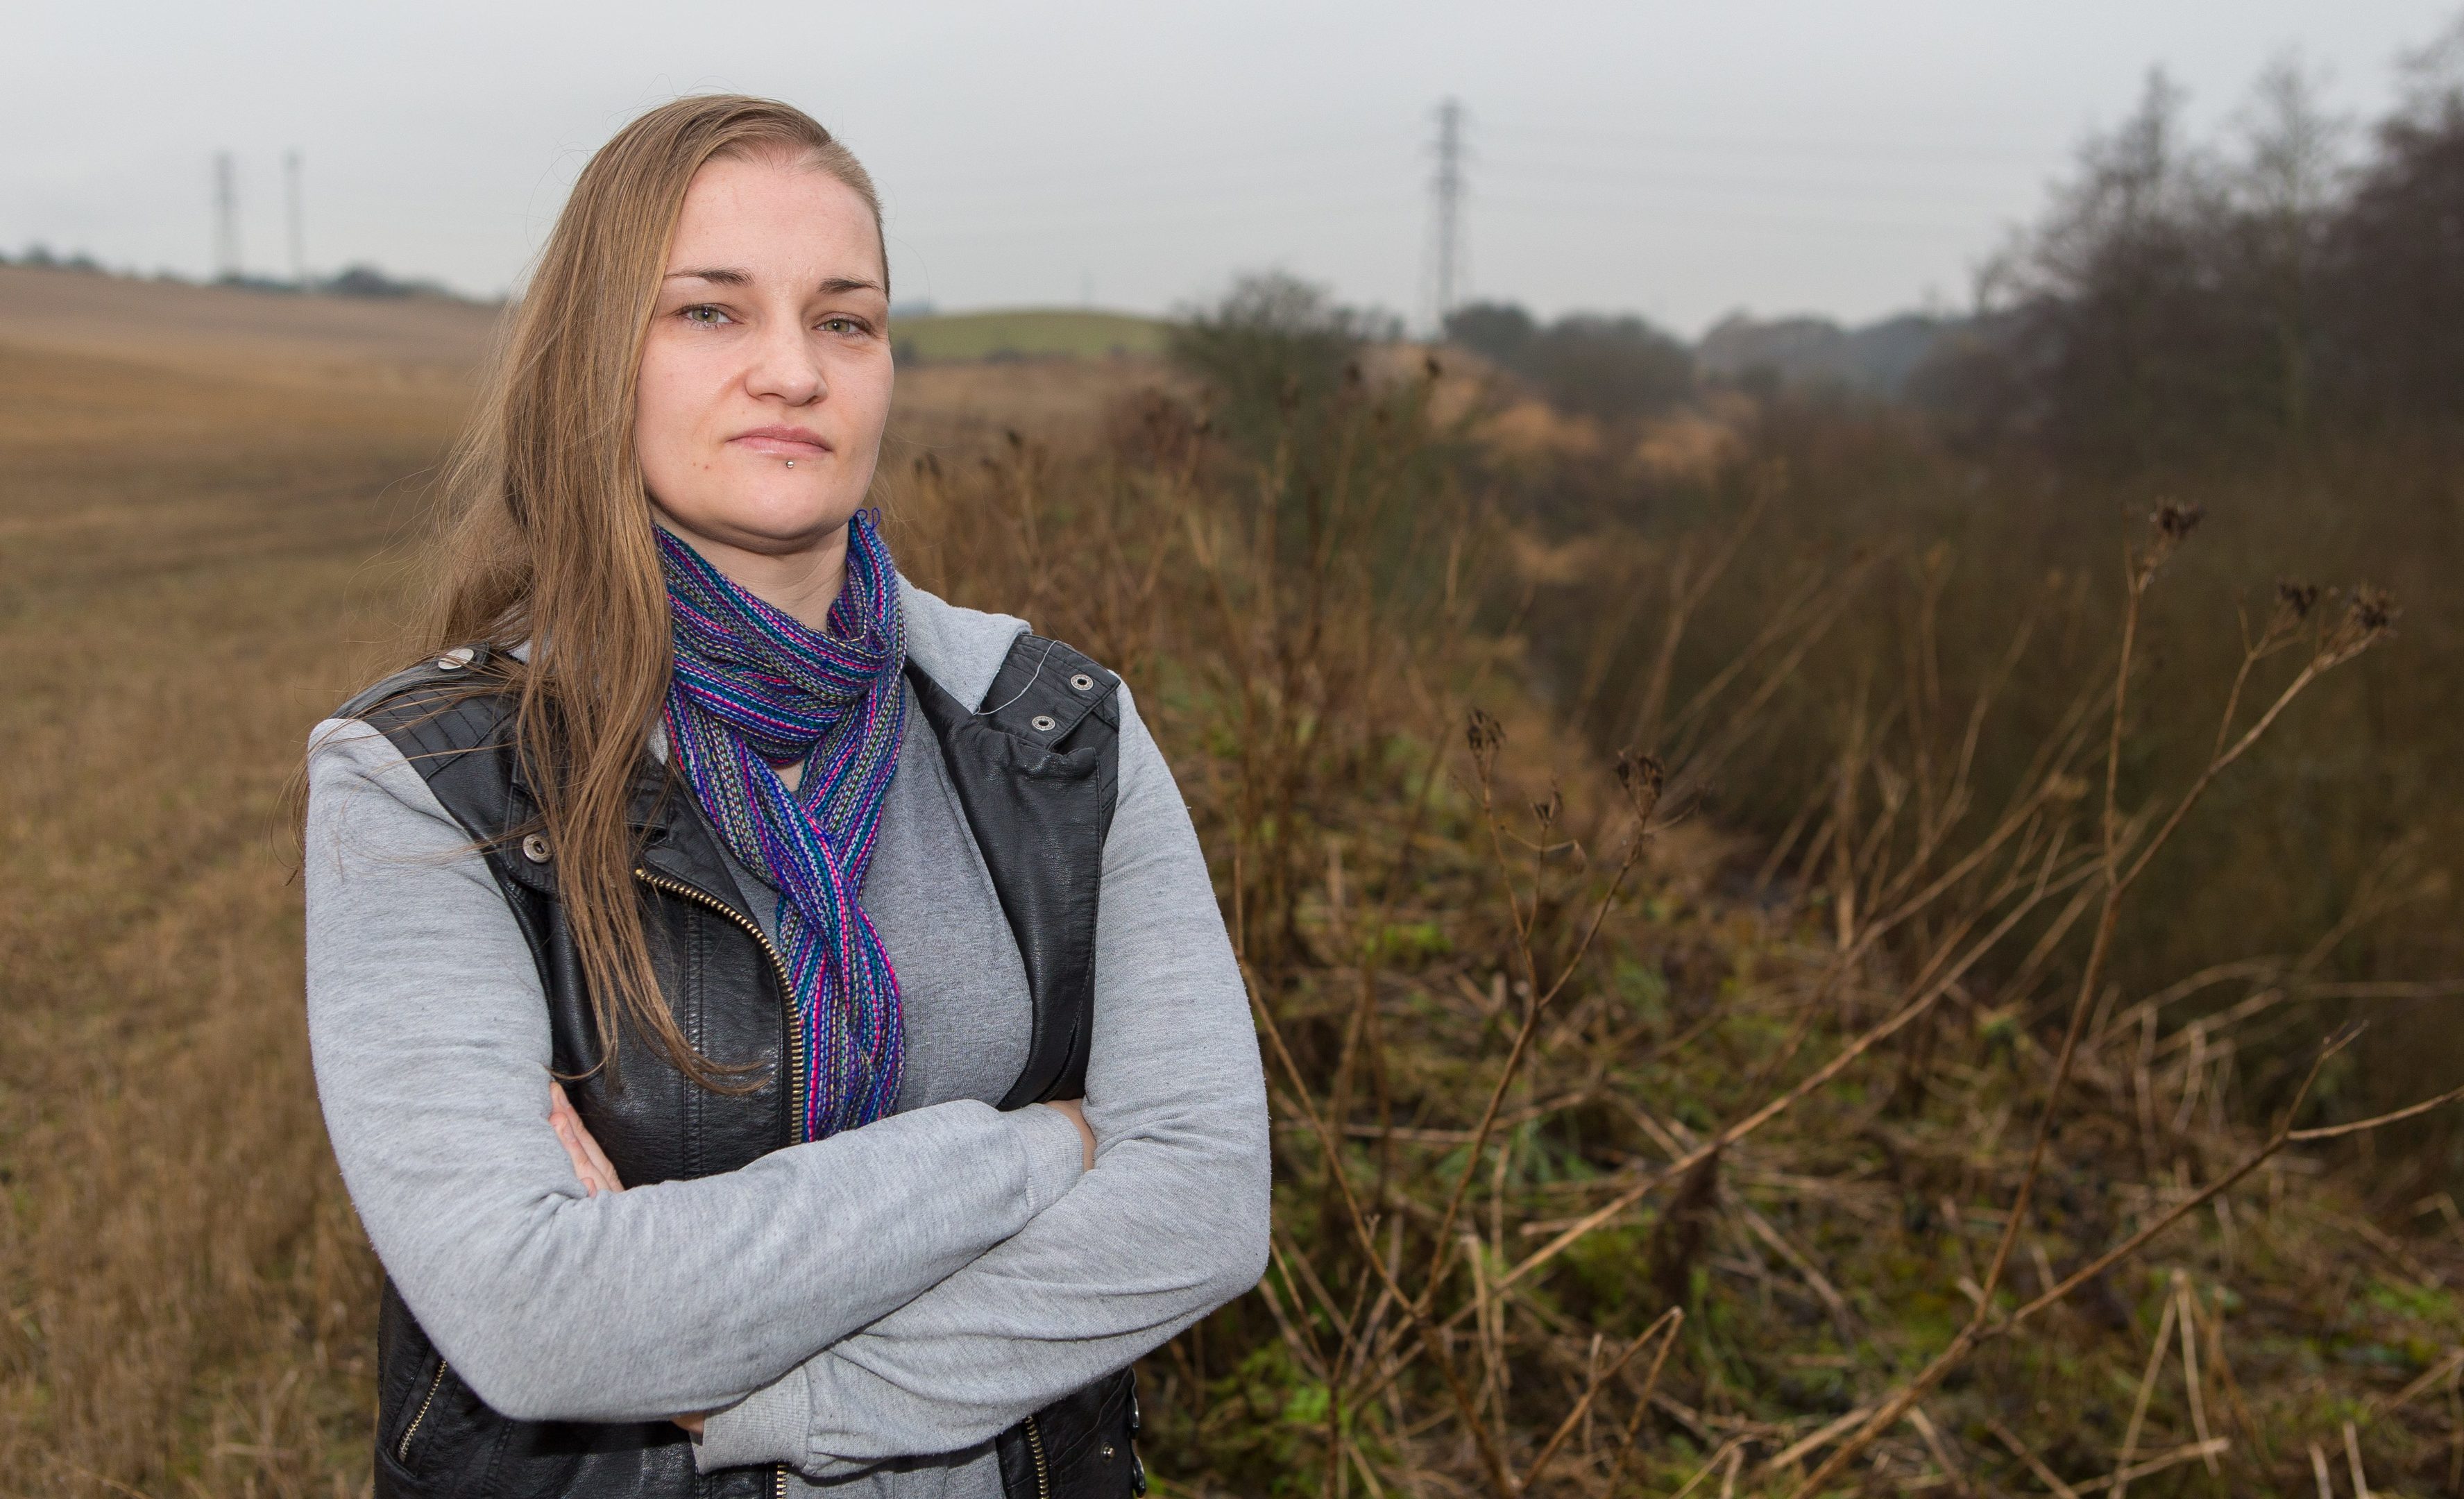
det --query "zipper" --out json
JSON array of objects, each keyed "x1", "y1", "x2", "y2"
[
  {"x1": 1023, "y1": 1413, "x2": 1052, "y2": 1499},
  {"x1": 631, "y1": 866, "x2": 804, "y2": 1135},
  {"x1": 397, "y1": 1360, "x2": 448, "y2": 1462},
  {"x1": 632, "y1": 866, "x2": 803, "y2": 1499}
]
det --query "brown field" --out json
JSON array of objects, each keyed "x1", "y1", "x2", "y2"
[
  {"x1": 0, "y1": 269, "x2": 1159, "y2": 1495},
  {"x1": 0, "y1": 276, "x2": 475, "y2": 1494},
  {"x1": 6, "y1": 265, "x2": 2463, "y2": 1499}
]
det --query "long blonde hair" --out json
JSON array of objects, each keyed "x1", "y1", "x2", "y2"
[{"x1": 419, "y1": 96, "x2": 885, "y2": 1087}]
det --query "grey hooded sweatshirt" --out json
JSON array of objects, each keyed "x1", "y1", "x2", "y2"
[{"x1": 301, "y1": 581, "x2": 1271, "y2": 1495}]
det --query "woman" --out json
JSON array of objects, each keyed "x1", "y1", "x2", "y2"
[{"x1": 302, "y1": 95, "x2": 1269, "y2": 1498}]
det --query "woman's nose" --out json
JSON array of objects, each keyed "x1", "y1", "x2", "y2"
[{"x1": 745, "y1": 316, "x2": 826, "y2": 405}]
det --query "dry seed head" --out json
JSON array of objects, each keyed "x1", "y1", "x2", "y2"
[
  {"x1": 1466, "y1": 707, "x2": 1505, "y2": 781},
  {"x1": 1531, "y1": 783, "x2": 1563, "y2": 830},
  {"x1": 2318, "y1": 584, "x2": 2399, "y2": 666},
  {"x1": 2258, "y1": 579, "x2": 2325, "y2": 652},
  {"x1": 2136, "y1": 500, "x2": 2205, "y2": 584},
  {"x1": 1615, "y1": 749, "x2": 1667, "y2": 821},
  {"x1": 2153, "y1": 501, "x2": 2204, "y2": 543}
]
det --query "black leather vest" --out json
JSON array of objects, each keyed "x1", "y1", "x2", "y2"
[{"x1": 337, "y1": 634, "x2": 1148, "y2": 1499}]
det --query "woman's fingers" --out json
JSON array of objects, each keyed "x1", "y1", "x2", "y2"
[
  {"x1": 1042, "y1": 1096, "x2": 1097, "y2": 1171},
  {"x1": 547, "y1": 1080, "x2": 627, "y2": 1195},
  {"x1": 573, "y1": 1113, "x2": 624, "y2": 1194},
  {"x1": 548, "y1": 1109, "x2": 600, "y2": 1196}
]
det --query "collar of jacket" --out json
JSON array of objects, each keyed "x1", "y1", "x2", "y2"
[{"x1": 488, "y1": 575, "x2": 1033, "y2": 916}]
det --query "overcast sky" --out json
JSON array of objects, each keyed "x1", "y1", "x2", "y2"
[{"x1": 6, "y1": 2, "x2": 2458, "y2": 336}]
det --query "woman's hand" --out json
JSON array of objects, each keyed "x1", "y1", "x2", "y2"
[
  {"x1": 544, "y1": 1081, "x2": 1087, "y2": 1437},
  {"x1": 548, "y1": 1080, "x2": 624, "y2": 1196},
  {"x1": 1040, "y1": 1097, "x2": 1096, "y2": 1171},
  {"x1": 549, "y1": 1084, "x2": 722, "y2": 1432}
]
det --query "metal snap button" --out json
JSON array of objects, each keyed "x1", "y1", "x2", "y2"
[
  {"x1": 1030, "y1": 714, "x2": 1057, "y2": 732},
  {"x1": 1069, "y1": 672, "x2": 1094, "y2": 693},
  {"x1": 521, "y1": 833, "x2": 552, "y2": 863},
  {"x1": 1100, "y1": 1444, "x2": 1115, "y2": 1461},
  {"x1": 436, "y1": 645, "x2": 476, "y2": 670}
]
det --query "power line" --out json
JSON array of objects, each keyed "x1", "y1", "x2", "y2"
[
  {"x1": 893, "y1": 190, "x2": 1418, "y2": 239},
  {"x1": 1475, "y1": 192, "x2": 1991, "y2": 239},
  {"x1": 1482, "y1": 156, "x2": 2025, "y2": 196},
  {"x1": 212, "y1": 151, "x2": 239, "y2": 281},
  {"x1": 885, "y1": 138, "x2": 1397, "y2": 198},
  {"x1": 1482, "y1": 122, "x2": 2049, "y2": 168},
  {"x1": 1427, "y1": 97, "x2": 1467, "y2": 333},
  {"x1": 285, "y1": 151, "x2": 306, "y2": 287}
]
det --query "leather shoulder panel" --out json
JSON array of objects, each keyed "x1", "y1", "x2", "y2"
[
  {"x1": 975, "y1": 634, "x2": 1122, "y2": 750},
  {"x1": 334, "y1": 643, "x2": 507, "y2": 728},
  {"x1": 908, "y1": 632, "x2": 1122, "y2": 1108},
  {"x1": 330, "y1": 644, "x2": 559, "y2": 899}
]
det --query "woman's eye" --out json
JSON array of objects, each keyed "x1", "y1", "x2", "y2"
[
  {"x1": 819, "y1": 316, "x2": 869, "y2": 336},
  {"x1": 681, "y1": 305, "x2": 732, "y2": 326}
]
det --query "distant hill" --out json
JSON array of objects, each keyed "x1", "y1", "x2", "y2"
[
  {"x1": 0, "y1": 269, "x2": 1177, "y2": 386},
  {"x1": 0, "y1": 262, "x2": 498, "y2": 390},
  {"x1": 890, "y1": 308, "x2": 1169, "y2": 363},
  {"x1": 1695, "y1": 310, "x2": 1957, "y2": 396}
]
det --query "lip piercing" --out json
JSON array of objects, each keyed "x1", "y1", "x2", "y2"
[{"x1": 784, "y1": 459, "x2": 796, "y2": 468}]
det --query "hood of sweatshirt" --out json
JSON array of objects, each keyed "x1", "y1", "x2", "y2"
[{"x1": 899, "y1": 575, "x2": 1032, "y2": 709}]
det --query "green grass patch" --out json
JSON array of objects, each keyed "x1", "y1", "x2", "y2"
[{"x1": 891, "y1": 307, "x2": 1171, "y2": 362}]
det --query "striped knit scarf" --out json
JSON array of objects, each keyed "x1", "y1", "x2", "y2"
[{"x1": 656, "y1": 513, "x2": 907, "y2": 1141}]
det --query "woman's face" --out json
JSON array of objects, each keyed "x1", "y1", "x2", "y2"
[{"x1": 635, "y1": 152, "x2": 892, "y2": 566}]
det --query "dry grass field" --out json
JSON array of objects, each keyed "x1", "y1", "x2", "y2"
[
  {"x1": 0, "y1": 278, "x2": 482, "y2": 1494},
  {"x1": 0, "y1": 269, "x2": 1160, "y2": 1496},
  {"x1": 6, "y1": 265, "x2": 2462, "y2": 1499}
]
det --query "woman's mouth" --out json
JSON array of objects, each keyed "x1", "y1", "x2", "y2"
[{"x1": 731, "y1": 425, "x2": 833, "y2": 457}]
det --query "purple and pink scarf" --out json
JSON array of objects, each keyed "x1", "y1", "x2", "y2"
[{"x1": 656, "y1": 513, "x2": 906, "y2": 1141}]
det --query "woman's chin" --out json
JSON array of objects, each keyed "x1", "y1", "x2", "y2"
[{"x1": 654, "y1": 489, "x2": 863, "y2": 560}]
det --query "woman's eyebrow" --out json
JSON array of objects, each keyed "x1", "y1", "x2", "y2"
[{"x1": 660, "y1": 269, "x2": 882, "y2": 296}]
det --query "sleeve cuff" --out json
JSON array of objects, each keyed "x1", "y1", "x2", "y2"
[
  {"x1": 693, "y1": 1362, "x2": 812, "y2": 1473},
  {"x1": 1010, "y1": 1103, "x2": 1089, "y2": 1217}
]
